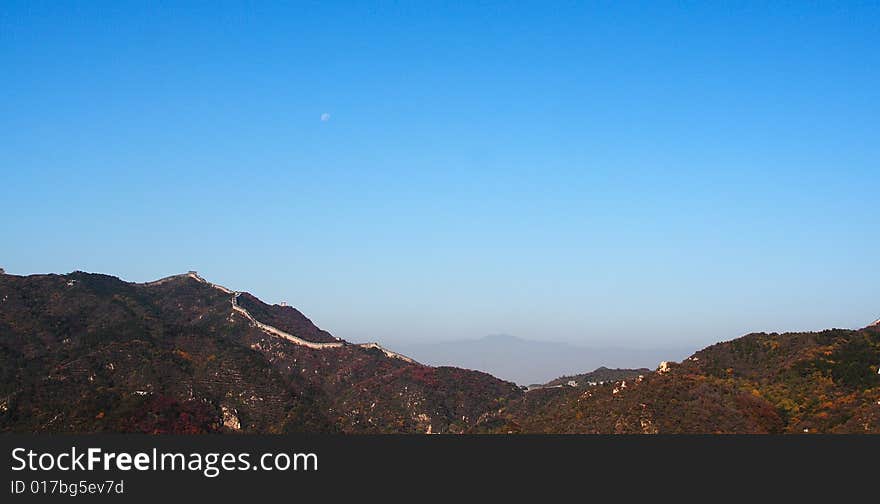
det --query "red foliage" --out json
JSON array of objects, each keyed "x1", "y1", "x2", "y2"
[
  {"x1": 121, "y1": 396, "x2": 218, "y2": 434},
  {"x1": 734, "y1": 392, "x2": 784, "y2": 433},
  {"x1": 407, "y1": 366, "x2": 439, "y2": 388}
]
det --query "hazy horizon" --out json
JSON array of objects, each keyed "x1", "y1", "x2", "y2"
[
  {"x1": 3, "y1": 3, "x2": 879, "y2": 353},
  {"x1": 384, "y1": 333, "x2": 693, "y2": 385}
]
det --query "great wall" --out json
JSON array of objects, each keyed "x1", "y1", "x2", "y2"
[{"x1": 145, "y1": 271, "x2": 417, "y2": 363}]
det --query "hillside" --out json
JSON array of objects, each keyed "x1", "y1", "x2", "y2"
[
  {"x1": 475, "y1": 326, "x2": 880, "y2": 433},
  {"x1": 0, "y1": 271, "x2": 520, "y2": 433},
  {"x1": 542, "y1": 367, "x2": 652, "y2": 388}
]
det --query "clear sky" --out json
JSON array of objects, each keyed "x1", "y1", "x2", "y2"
[{"x1": 2, "y1": 2, "x2": 878, "y2": 350}]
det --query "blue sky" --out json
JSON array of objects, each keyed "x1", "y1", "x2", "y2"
[{"x1": 2, "y1": 2, "x2": 878, "y2": 349}]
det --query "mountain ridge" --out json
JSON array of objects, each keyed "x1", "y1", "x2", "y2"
[
  {"x1": 1, "y1": 269, "x2": 878, "y2": 434},
  {"x1": 0, "y1": 270, "x2": 519, "y2": 433}
]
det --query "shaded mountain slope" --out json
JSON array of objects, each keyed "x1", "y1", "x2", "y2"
[{"x1": 235, "y1": 292, "x2": 340, "y2": 344}]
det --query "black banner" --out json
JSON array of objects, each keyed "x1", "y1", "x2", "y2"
[{"x1": 1, "y1": 435, "x2": 876, "y2": 501}]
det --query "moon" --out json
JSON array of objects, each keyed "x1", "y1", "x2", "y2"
[{"x1": 320, "y1": 113, "x2": 331, "y2": 122}]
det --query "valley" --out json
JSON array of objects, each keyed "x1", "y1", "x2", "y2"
[{"x1": 1, "y1": 270, "x2": 878, "y2": 434}]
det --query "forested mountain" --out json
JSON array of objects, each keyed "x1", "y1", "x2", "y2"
[
  {"x1": 1, "y1": 270, "x2": 878, "y2": 434},
  {"x1": 0, "y1": 271, "x2": 519, "y2": 433},
  {"x1": 475, "y1": 326, "x2": 880, "y2": 433}
]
